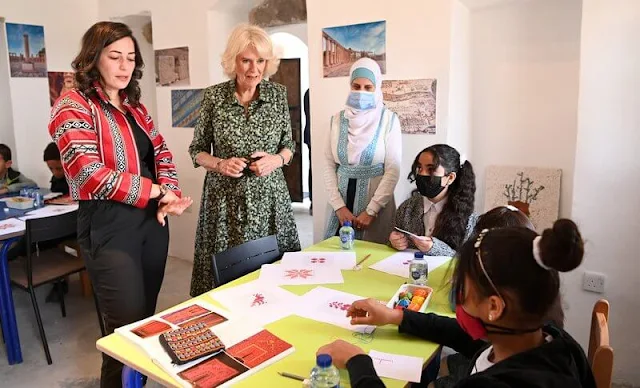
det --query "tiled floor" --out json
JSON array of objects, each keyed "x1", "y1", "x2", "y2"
[{"x1": 0, "y1": 203, "x2": 314, "y2": 387}]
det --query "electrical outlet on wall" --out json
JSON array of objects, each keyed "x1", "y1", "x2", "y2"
[{"x1": 583, "y1": 271, "x2": 605, "y2": 293}]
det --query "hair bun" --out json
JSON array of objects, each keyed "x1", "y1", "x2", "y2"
[{"x1": 539, "y1": 219, "x2": 584, "y2": 272}]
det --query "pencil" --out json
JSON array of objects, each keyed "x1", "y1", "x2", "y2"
[
  {"x1": 278, "y1": 371, "x2": 306, "y2": 381},
  {"x1": 356, "y1": 254, "x2": 372, "y2": 266}
]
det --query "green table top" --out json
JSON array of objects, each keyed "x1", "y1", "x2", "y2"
[{"x1": 97, "y1": 237, "x2": 455, "y2": 387}]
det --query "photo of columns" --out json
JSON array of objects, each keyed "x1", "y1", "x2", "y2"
[{"x1": 322, "y1": 20, "x2": 386, "y2": 78}]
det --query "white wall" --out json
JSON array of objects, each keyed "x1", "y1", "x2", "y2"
[
  {"x1": 447, "y1": 0, "x2": 471, "y2": 156},
  {"x1": 0, "y1": 17, "x2": 17, "y2": 163},
  {"x1": 1, "y1": 1, "x2": 98, "y2": 185},
  {"x1": 307, "y1": 0, "x2": 454, "y2": 242},
  {"x1": 114, "y1": 14, "x2": 158, "y2": 123},
  {"x1": 469, "y1": 0, "x2": 582, "y2": 216},
  {"x1": 568, "y1": 0, "x2": 640, "y2": 384}
]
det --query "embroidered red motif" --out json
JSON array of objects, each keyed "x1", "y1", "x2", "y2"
[
  {"x1": 251, "y1": 293, "x2": 266, "y2": 307},
  {"x1": 284, "y1": 269, "x2": 314, "y2": 279},
  {"x1": 328, "y1": 301, "x2": 352, "y2": 311},
  {"x1": 310, "y1": 257, "x2": 326, "y2": 264}
]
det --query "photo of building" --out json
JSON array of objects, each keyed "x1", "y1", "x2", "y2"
[{"x1": 6, "y1": 23, "x2": 47, "y2": 77}]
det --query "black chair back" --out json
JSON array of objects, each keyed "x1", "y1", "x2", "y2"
[
  {"x1": 212, "y1": 235, "x2": 281, "y2": 287},
  {"x1": 25, "y1": 210, "x2": 77, "y2": 246}
]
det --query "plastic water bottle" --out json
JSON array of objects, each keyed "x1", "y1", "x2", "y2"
[
  {"x1": 310, "y1": 354, "x2": 341, "y2": 388},
  {"x1": 339, "y1": 221, "x2": 355, "y2": 250},
  {"x1": 409, "y1": 252, "x2": 428, "y2": 285},
  {"x1": 34, "y1": 192, "x2": 44, "y2": 208}
]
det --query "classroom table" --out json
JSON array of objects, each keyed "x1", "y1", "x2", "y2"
[
  {"x1": 0, "y1": 189, "x2": 60, "y2": 365},
  {"x1": 97, "y1": 237, "x2": 456, "y2": 387}
]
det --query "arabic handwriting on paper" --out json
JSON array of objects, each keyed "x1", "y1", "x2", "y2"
[
  {"x1": 284, "y1": 269, "x2": 314, "y2": 279},
  {"x1": 251, "y1": 293, "x2": 266, "y2": 307},
  {"x1": 372, "y1": 356, "x2": 393, "y2": 365},
  {"x1": 310, "y1": 257, "x2": 326, "y2": 264},
  {"x1": 0, "y1": 223, "x2": 16, "y2": 230}
]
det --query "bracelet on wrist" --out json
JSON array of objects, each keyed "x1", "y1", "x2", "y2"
[{"x1": 277, "y1": 154, "x2": 285, "y2": 167}]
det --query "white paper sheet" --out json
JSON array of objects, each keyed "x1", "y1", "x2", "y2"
[
  {"x1": 258, "y1": 263, "x2": 344, "y2": 286},
  {"x1": 43, "y1": 192, "x2": 63, "y2": 200},
  {"x1": 209, "y1": 280, "x2": 299, "y2": 326},
  {"x1": 369, "y1": 251, "x2": 451, "y2": 279},
  {"x1": 296, "y1": 287, "x2": 375, "y2": 334},
  {"x1": 18, "y1": 204, "x2": 79, "y2": 220},
  {"x1": 368, "y1": 350, "x2": 424, "y2": 383},
  {"x1": 0, "y1": 218, "x2": 26, "y2": 237},
  {"x1": 280, "y1": 251, "x2": 357, "y2": 270}
]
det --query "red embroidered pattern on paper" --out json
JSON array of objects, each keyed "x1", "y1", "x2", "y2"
[
  {"x1": 328, "y1": 301, "x2": 352, "y2": 311},
  {"x1": 251, "y1": 293, "x2": 266, "y2": 307},
  {"x1": 284, "y1": 269, "x2": 313, "y2": 279}
]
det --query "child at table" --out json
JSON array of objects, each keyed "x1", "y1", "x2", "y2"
[
  {"x1": 317, "y1": 219, "x2": 595, "y2": 388},
  {"x1": 436, "y1": 205, "x2": 566, "y2": 387},
  {"x1": 389, "y1": 144, "x2": 477, "y2": 256},
  {"x1": 43, "y1": 142, "x2": 69, "y2": 196},
  {"x1": 0, "y1": 144, "x2": 37, "y2": 195}
]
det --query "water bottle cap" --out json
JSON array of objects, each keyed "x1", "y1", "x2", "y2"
[
  {"x1": 414, "y1": 252, "x2": 425, "y2": 259},
  {"x1": 316, "y1": 354, "x2": 332, "y2": 368},
  {"x1": 343, "y1": 221, "x2": 352, "y2": 227}
]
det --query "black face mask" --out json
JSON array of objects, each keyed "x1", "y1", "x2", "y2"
[{"x1": 416, "y1": 175, "x2": 446, "y2": 199}]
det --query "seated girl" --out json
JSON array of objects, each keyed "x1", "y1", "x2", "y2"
[
  {"x1": 437, "y1": 205, "x2": 565, "y2": 386},
  {"x1": 389, "y1": 144, "x2": 477, "y2": 256},
  {"x1": 318, "y1": 219, "x2": 595, "y2": 388}
]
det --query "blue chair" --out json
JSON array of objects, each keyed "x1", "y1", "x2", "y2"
[{"x1": 121, "y1": 365, "x2": 144, "y2": 388}]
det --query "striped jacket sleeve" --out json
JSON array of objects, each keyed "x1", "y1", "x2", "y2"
[
  {"x1": 49, "y1": 92, "x2": 153, "y2": 209},
  {"x1": 137, "y1": 104, "x2": 181, "y2": 197}
]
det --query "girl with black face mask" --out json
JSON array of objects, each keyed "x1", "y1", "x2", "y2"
[
  {"x1": 389, "y1": 144, "x2": 477, "y2": 256},
  {"x1": 317, "y1": 219, "x2": 596, "y2": 388}
]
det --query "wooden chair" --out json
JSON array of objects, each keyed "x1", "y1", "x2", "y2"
[
  {"x1": 212, "y1": 235, "x2": 281, "y2": 287},
  {"x1": 588, "y1": 299, "x2": 614, "y2": 388},
  {"x1": 8, "y1": 211, "x2": 97, "y2": 364}
]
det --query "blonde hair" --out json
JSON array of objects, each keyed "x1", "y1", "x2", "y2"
[{"x1": 221, "y1": 23, "x2": 280, "y2": 79}]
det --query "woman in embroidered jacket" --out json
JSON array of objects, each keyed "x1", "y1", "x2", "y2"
[
  {"x1": 49, "y1": 22, "x2": 192, "y2": 386},
  {"x1": 389, "y1": 144, "x2": 477, "y2": 256},
  {"x1": 323, "y1": 58, "x2": 402, "y2": 244}
]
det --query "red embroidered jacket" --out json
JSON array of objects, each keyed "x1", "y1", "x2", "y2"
[{"x1": 48, "y1": 84, "x2": 181, "y2": 209}]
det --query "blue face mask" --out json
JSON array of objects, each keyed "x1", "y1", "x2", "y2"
[{"x1": 346, "y1": 91, "x2": 376, "y2": 110}]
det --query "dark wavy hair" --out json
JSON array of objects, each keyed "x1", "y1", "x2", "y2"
[
  {"x1": 71, "y1": 21, "x2": 144, "y2": 106},
  {"x1": 453, "y1": 219, "x2": 584, "y2": 324},
  {"x1": 408, "y1": 144, "x2": 476, "y2": 250}
]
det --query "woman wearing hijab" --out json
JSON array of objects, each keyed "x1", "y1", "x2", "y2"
[{"x1": 323, "y1": 58, "x2": 402, "y2": 244}]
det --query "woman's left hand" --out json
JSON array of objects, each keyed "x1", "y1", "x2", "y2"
[
  {"x1": 248, "y1": 151, "x2": 283, "y2": 177},
  {"x1": 354, "y1": 212, "x2": 375, "y2": 230},
  {"x1": 411, "y1": 235, "x2": 434, "y2": 253},
  {"x1": 317, "y1": 340, "x2": 365, "y2": 369},
  {"x1": 156, "y1": 197, "x2": 194, "y2": 226}
]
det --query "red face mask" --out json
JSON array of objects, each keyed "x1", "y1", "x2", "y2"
[{"x1": 455, "y1": 305, "x2": 487, "y2": 340}]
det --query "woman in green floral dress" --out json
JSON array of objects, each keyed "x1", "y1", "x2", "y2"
[{"x1": 188, "y1": 24, "x2": 301, "y2": 296}]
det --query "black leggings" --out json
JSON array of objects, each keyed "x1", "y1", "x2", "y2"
[{"x1": 77, "y1": 200, "x2": 169, "y2": 388}]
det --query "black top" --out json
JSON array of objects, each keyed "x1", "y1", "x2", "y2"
[
  {"x1": 50, "y1": 176, "x2": 69, "y2": 195},
  {"x1": 346, "y1": 311, "x2": 596, "y2": 388},
  {"x1": 126, "y1": 113, "x2": 156, "y2": 182},
  {"x1": 303, "y1": 89, "x2": 310, "y2": 147}
]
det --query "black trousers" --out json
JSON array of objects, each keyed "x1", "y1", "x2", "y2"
[{"x1": 77, "y1": 200, "x2": 169, "y2": 388}]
